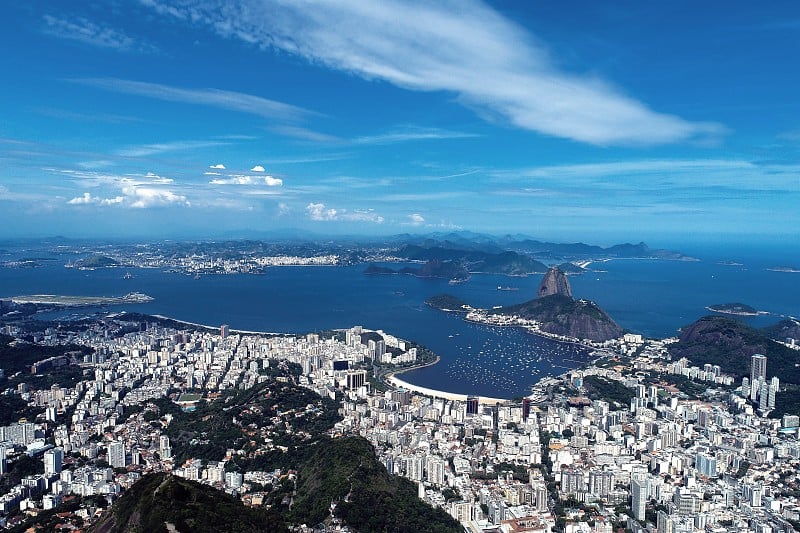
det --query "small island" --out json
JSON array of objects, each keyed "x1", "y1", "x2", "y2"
[
  {"x1": 67, "y1": 254, "x2": 121, "y2": 269},
  {"x1": 767, "y1": 266, "x2": 800, "y2": 273},
  {"x1": 706, "y1": 302, "x2": 760, "y2": 316},
  {"x1": 425, "y1": 294, "x2": 470, "y2": 313},
  {"x1": 364, "y1": 260, "x2": 470, "y2": 282}
]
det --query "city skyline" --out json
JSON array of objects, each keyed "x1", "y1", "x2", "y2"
[{"x1": 1, "y1": 2, "x2": 799, "y2": 247}]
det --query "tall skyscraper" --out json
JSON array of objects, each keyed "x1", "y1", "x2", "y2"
[
  {"x1": 220, "y1": 324, "x2": 229, "y2": 339},
  {"x1": 0, "y1": 445, "x2": 6, "y2": 475},
  {"x1": 631, "y1": 477, "x2": 647, "y2": 521},
  {"x1": 108, "y1": 441, "x2": 126, "y2": 469},
  {"x1": 160, "y1": 435, "x2": 172, "y2": 460},
  {"x1": 466, "y1": 396, "x2": 480, "y2": 416},
  {"x1": 44, "y1": 448, "x2": 63, "y2": 476},
  {"x1": 750, "y1": 354, "x2": 767, "y2": 400},
  {"x1": 521, "y1": 398, "x2": 531, "y2": 422}
]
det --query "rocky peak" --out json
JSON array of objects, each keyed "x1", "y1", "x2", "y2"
[{"x1": 538, "y1": 267, "x2": 573, "y2": 299}]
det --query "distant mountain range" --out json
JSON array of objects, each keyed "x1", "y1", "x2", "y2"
[{"x1": 388, "y1": 232, "x2": 694, "y2": 261}]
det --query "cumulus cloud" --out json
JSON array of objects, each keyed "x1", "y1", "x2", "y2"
[
  {"x1": 122, "y1": 186, "x2": 190, "y2": 208},
  {"x1": 277, "y1": 202, "x2": 291, "y2": 216},
  {"x1": 142, "y1": 0, "x2": 723, "y2": 146},
  {"x1": 210, "y1": 163, "x2": 226, "y2": 169},
  {"x1": 305, "y1": 202, "x2": 383, "y2": 223},
  {"x1": 250, "y1": 165, "x2": 265, "y2": 172},
  {"x1": 67, "y1": 192, "x2": 124, "y2": 205},
  {"x1": 406, "y1": 213, "x2": 425, "y2": 225},
  {"x1": 306, "y1": 202, "x2": 338, "y2": 221}
]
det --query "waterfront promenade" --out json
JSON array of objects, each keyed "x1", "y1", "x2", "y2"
[{"x1": 387, "y1": 374, "x2": 508, "y2": 405}]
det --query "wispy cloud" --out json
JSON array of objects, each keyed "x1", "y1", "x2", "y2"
[
  {"x1": 42, "y1": 14, "x2": 156, "y2": 53},
  {"x1": 142, "y1": 0, "x2": 722, "y2": 146},
  {"x1": 353, "y1": 127, "x2": 479, "y2": 145},
  {"x1": 271, "y1": 125, "x2": 342, "y2": 143},
  {"x1": 306, "y1": 202, "x2": 384, "y2": 223},
  {"x1": 71, "y1": 78, "x2": 314, "y2": 122},
  {"x1": 210, "y1": 174, "x2": 283, "y2": 186},
  {"x1": 116, "y1": 140, "x2": 228, "y2": 157}
]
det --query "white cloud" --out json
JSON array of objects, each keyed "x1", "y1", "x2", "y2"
[
  {"x1": 122, "y1": 186, "x2": 190, "y2": 208},
  {"x1": 143, "y1": 0, "x2": 722, "y2": 146},
  {"x1": 406, "y1": 213, "x2": 425, "y2": 225},
  {"x1": 250, "y1": 165, "x2": 265, "y2": 172},
  {"x1": 277, "y1": 202, "x2": 291, "y2": 216},
  {"x1": 271, "y1": 125, "x2": 341, "y2": 143},
  {"x1": 116, "y1": 140, "x2": 227, "y2": 157},
  {"x1": 67, "y1": 192, "x2": 124, "y2": 206},
  {"x1": 306, "y1": 202, "x2": 338, "y2": 221},
  {"x1": 354, "y1": 127, "x2": 478, "y2": 145},
  {"x1": 42, "y1": 14, "x2": 156, "y2": 53},
  {"x1": 305, "y1": 202, "x2": 383, "y2": 223},
  {"x1": 209, "y1": 174, "x2": 283, "y2": 186},
  {"x1": 210, "y1": 163, "x2": 226, "y2": 169},
  {"x1": 71, "y1": 78, "x2": 313, "y2": 122}
]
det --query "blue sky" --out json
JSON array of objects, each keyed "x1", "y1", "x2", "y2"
[{"x1": 1, "y1": 1, "x2": 799, "y2": 247}]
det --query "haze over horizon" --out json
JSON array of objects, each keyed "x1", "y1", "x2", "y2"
[{"x1": 1, "y1": 1, "x2": 799, "y2": 247}]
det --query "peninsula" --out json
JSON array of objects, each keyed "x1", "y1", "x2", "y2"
[{"x1": 427, "y1": 267, "x2": 623, "y2": 343}]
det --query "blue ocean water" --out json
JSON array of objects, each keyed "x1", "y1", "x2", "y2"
[{"x1": 1, "y1": 246, "x2": 798, "y2": 398}]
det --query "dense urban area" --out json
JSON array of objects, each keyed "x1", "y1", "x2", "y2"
[{"x1": 0, "y1": 307, "x2": 799, "y2": 533}]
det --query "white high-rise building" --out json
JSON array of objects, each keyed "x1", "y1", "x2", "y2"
[
  {"x1": 44, "y1": 448, "x2": 63, "y2": 476},
  {"x1": 108, "y1": 441, "x2": 126, "y2": 469},
  {"x1": 159, "y1": 435, "x2": 172, "y2": 460},
  {"x1": 631, "y1": 477, "x2": 647, "y2": 521}
]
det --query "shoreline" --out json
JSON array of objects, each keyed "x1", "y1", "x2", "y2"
[{"x1": 149, "y1": 315, "x2": 285, "y2": 336}]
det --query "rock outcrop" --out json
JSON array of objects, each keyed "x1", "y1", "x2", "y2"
[
  {"x1": 538, "y1": 267, "x2": 573, "y2": 298},
  {"x1": 502, "y1": 294, "x2": 622, "y2": 342}
]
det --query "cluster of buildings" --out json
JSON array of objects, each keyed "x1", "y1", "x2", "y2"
[{"x1": 0, "y1": 316, "x2": 799, "y2": 533}]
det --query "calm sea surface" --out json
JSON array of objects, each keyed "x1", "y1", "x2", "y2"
[{"x1": 1, "y1": 246, "x2": 798, "y2": 398}]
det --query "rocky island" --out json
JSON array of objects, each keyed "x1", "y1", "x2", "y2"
[
  {"x1": 706, "y1": 302, "x2": 760, "y2": 316},
  {"x1": 427, "y1": 267, "x2": 623, "y2": 342}
]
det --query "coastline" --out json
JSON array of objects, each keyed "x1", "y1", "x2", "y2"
[
  {"x1": 150, "y1": 312, "x2": 514, "y2": 404},
  {"x1": 387, "y1": 373, "x2": 508, "y2": 405},
  {"x1": 149, "y1": 314, "x2": 285, "y2": 336}
]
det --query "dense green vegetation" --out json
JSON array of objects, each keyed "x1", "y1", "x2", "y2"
[
  {"x1": 762, "y1": 319, "x2": 800, "y2": 342},
  {"x1": 670, "y1": 316, "x2": 800, "y2": 383},
  {"x1": 88, "y1": 473, "x2": 287, "y2": 533},
  {"x1": 500, "y1": 294, "x2": 623, "y2": 342},
  {"x1": 157, "y1": 367, "x2": 340, "y2": 465},
  {"x1": 291, "y1": 436, "x2": 461, "y2": 532},
  {"x1": 0, "y1": 395, "x2": 40, "y2": 426},
  {"x1": 0, "y1": 335, "x2": 91, "y2": 374},
  {"x1": 582, "y1": 375, "x2": 635, "y2": 408},
  {"x1": 770, "y1": 385, "x2": 800, "y2": 418},
  {"x1": 74, "y1": 255, "x2": 120, "y2": 268},
  {"x1": 707, "y1": 302, "x2": 758, "y2": 315},
  {"x1": 425, "y1": 294, "x2": 469, "y2": 312},
  {"x1": 395, "y1": 244, "x2": 548, "y2": 275}
]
